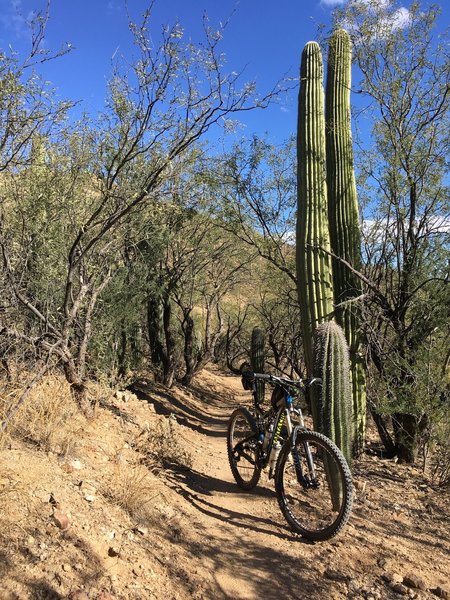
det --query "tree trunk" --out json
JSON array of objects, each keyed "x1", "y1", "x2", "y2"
[
  {"x1": 393, "y1": 412, "x2": 419, "y2": 463},
  {"x1": 117, "y1": 325, "x2": 127, "y2": 379},
  {"x1": 63, "y1": 360, "x2": 95, "y2": 418},
  {"x1": 368, "y1": 401, "x2": 396, "y2": 458},
  {"x1": 162, "y1": 297, "x2": 176, "y2": 387},
  {"x1": 181, "y1": 311, "x2": 195, "y2": 386},
  {"x1": 147, "y1": 296, "x2": 165, "y2": 382}
]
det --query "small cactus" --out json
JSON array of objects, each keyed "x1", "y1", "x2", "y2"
[
  {"x1": 313, "y1": 320, "x2": 352, "y2": 509},
  {"x1": 313, "y1": 320, "x2": 352, "y2": 463},
  {"x1": 250, "y1": 327, "x2": 265, "y2": 405}
]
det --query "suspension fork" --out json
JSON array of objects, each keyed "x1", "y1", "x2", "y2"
[{"x1": 289, "y1": 426, "x2": 317, "y2": 488}]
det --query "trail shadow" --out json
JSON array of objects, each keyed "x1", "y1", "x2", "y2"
[
  {"x1": 2, "y1": 527, "x2": 108, "y2": 598},
  {"x1": 0, "y1": 548, "x2": 12, "y2": 578},
  {"x1": 165, "y1": 470, "x2": 303, "y2": 543},
  {"x1": 29, "y1": 580, "x2": 62, "y2": 599},
  {"x1": 131, "y1": 383, "x2": 230, "y2": 438},
  {"x1": 189, "y1": 382, "x2": 236, "y2": 411},
  {"x1": 139, "y1": 499, "x2": 326, "y2": 600},
  {"x1": 174, "y1": 467, "x2": 276, "y2": 499},
  {"x1": 99, "y1": 398, "x2": 138, "y2": 424}
]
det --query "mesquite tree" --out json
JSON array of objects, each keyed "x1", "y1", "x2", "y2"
[{"x1": 0, "y1": 9, "x2": 283, "y2": 415}]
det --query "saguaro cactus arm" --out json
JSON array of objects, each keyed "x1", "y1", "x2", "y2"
[
  {"x1": 296, "y1": 41, "x2": 334, "y2": 376},
  {"x1": 326, "y1": 29, "x2": 366, "y2": 453}
]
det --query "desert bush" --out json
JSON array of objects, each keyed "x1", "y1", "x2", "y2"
[
  {"x1": 102, "y1": 464, "x2": 163, "y2": 523},
  {"x1": 427, "y1": 401, "x2": 450, "y2": 487},
  {"x1": 134, "y1": 416, "x2": 192, "y2": 472},
  {"x1": 0, "y1": 374, "x2": 80, "y2": 455}
]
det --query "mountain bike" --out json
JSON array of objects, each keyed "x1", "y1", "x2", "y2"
[{"x1": 226, "y1": 365, "x2": 353, "y2": 541}]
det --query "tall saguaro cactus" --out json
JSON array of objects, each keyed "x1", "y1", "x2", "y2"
[
  {"x1": 250, "y1": 327, "x2": 265, "y2": 405},
  {"x1": 296, "y1": 42, "x2": 334, "y2": 376},
  {"x1": 325, "y1": 29, "x2": 366, "y2": 453}
]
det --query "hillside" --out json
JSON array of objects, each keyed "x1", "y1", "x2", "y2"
[{"x1": 0, "y1": 367, "x2": 449, "y2": 600}]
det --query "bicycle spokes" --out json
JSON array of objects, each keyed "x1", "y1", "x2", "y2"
[{"x1": 275, "y1": 430, "x2": 352, "y2": 541}]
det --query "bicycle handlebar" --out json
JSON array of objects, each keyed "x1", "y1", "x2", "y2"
[
  {"x1": 253, "y1": 373, "x2": 322, "y2": 388},
  {"x1": 239, "y1": 362, "x2": 321, "y2": 390}
]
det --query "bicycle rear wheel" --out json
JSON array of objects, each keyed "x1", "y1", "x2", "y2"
[
  {"x1": 227, "y1": 407, "x2": 262, "y2": 491},
  {"x1": 275, "y1": 429, "x2": 352, "y2": 541}
]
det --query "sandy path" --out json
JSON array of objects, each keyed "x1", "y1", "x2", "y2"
[{"x1": 133, "y1": 367, "x2": 448, "y2": 600}]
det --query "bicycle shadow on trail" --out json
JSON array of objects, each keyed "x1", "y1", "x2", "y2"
[
  {"x1": 164, "y1": 467, "x2": 317, "y2": 550},
  {"x1": 153, "y1": 479, "x2": 325, "y2": 600},
  {"x1": 166, "y1": 470, "x2": 301, "y2": 543}
]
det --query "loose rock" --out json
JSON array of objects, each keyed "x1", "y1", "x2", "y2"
[
  {"x1": 67, "y1": 592, "x2": 89, "y2": 600},
  {"x1": 324, "y1": 568, "x2": 351, "y2": 583},
  {"x1": 391, "y1": 583, "x2": 409, "y2": 595},
  {"x1": 431, "y1": 587, "x2": 450, "y2": 600},
  {"x1": 383, "y1": 572, "x2": 403, "y2": 585},
  {"x1": 403, "y1": 574, "x2": 427, "y2": 591},
  {"x1": 53, "y1": 510, "x2": 70, "y2": 530}
]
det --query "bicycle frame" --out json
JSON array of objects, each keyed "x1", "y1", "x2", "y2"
[
  {"x1": 250, "y1": 374, "x2": 318, "y2": 486},
  {"x1": 230, "y1": 367, "x2": 352, "y2": 540}
]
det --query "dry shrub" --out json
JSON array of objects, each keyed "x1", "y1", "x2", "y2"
[
  {"x1": 134, "y1": 416, "x2": 192, "y2": 472},
  {"x1": 102, "y1": 464, "x2": 163, "y2": 523},
  {"x1": 424, "y1": 397, "x2": 450, "y2": 487},
  {"x1": 431, "y1": 446, "x2": 450, "y2": 487},
  {"x1": 0, "y1": 374, "x2": 80, "y2": 455},
  {"x1": 86, "y1": 379, "x2": 115, "y2": 410},
  {"x1": 429, "y1": 423, "x2": 450, "y2": 487}
]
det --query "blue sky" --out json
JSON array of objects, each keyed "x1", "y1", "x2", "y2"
[
  {"x1": 0, "y1": 0, "x2": 448, "y2": 146},
  {"x1": 0, "y1": 0, "x2": 340, "y2": 144}
]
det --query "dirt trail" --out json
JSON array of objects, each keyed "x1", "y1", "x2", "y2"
[
  {"x1": 136, "y1": 367, "x2": 450, "y2": 600},
  {"x1": 0, "y1": 366, "x2": 449, "y2": 599}
]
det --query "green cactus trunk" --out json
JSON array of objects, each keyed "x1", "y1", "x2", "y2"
[
  {"x1": 325, "y1": 29, "x2": 366, "y2": 454},
  {"x1": 296, "y1": 41, "x2": 334, "y2": 377},
  {"x1": 250, "y1": 327, "x2": 265, "y2": 405},
  {"x1": 313, "y1": 321, "x2": 352, "y2": 508},
  {"x1": 313, "y1": 321, "x2": 352, "y2": 461}
]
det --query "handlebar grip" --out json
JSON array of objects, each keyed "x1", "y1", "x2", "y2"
[
  {"x1": 253, "y1": 373, "x2": 272, "y2": 381},
  {"x1": 305, "y1": 377, "x2": 322, "y2": 387}
]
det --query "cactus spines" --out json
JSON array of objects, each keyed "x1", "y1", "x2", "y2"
[
  {"x1": 326, "y1": 29, "x2": 366, "y2": 453},
  {"x1": 250, "y1": 327, "x2": 265, "y2": 405},
  {"x1": 296, "y1": 41, "x2": 334, "y2": 377},
  {"x1": 313, "y1": 320, "x2": 352, "y2": 464}
]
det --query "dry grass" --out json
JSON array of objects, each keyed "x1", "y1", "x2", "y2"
[
  {"x1": 133, "y1": 415, "x2": 193, "y2": 472},
  {"x1": 102, "y1": 464, "x2": 164, "y2": 523},
  {"x1": 0, "y1": 373, "x2": 81, "y2": 455}
]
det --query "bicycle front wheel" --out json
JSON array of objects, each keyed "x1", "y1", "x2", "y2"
[
  {"x1": 275, "y1": 430, "x2": 352, "y2": 541},
  {"x1": 227, "y1": 407, "x2": 262, "y2": 491}
]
